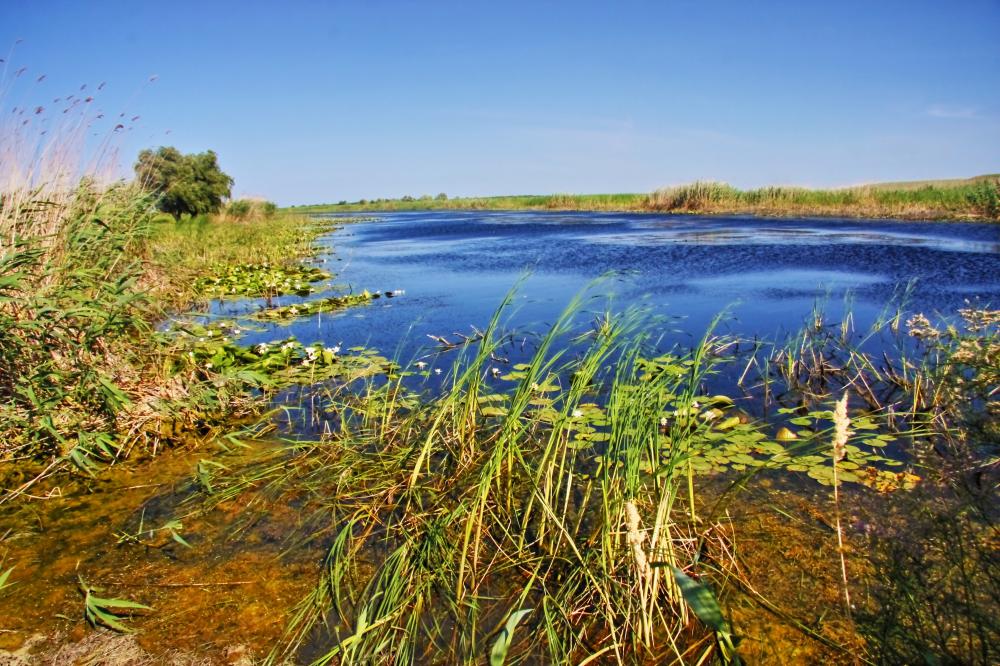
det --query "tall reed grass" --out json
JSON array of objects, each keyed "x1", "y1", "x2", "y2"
[
  {"x1": 296, "y1": 176, "x2": 1000, "y2": 220},
  {"x1": 0, "y1": 68, "x2": 333, "y2": 500}
]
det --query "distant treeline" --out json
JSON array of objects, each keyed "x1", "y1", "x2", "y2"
[{"x1": 289, "y1": 175, "x2": 1000, "y2": 221}]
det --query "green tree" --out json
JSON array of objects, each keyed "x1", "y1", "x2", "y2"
[{"x1": 134, "y1": 147, "x2": 234, "y2": 218}]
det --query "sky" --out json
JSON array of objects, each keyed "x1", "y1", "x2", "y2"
[{"x1": 2, "y1": 0, "x2": 999, "y2": 205}]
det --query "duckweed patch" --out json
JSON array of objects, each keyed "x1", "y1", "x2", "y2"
[{"x1": 194, "y1": 263, "x2": 331, "y2": 299}]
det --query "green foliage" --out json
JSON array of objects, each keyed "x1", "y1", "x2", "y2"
[
  {"x1": 254, "y1": 289, "x2": 380, "y2": 321},
  {"x1": 294, "y1": 175, "x2": 1000, "y2": 220},
  {"x1": 0, "y1": 565, "x2": 14, "y2": 592},
  {"x1": 226, "y1": 198, "x2": 252, "y2": 219},
  {"x1": 671, "y1": 567, "x2": 741, "y2": 665},
  {"x1": 135, "y1": 146, "x2": 234, "y2": 219},
  {"x1": 79, "y1": 576, "x2": 152, "y2": 633},
  {"x1": 490, "y1": 609, "x2": 533, "y2": 666},
  {"x1": 226, "y1": 198, "x2": 279, "y2": 220},
  {"x1": 965, "y1": 178, "x2": 1000, "y2": 218},
  {"x1": 164, "y1": 319, "x2": 394, "y2": 387},
  {"x1": 147, "y1": 215, "x2": 339, "y2": 309},
  {"x1": 0, "y1": 181, "x2": 155, "y2": 466},
  {"x1": 194, "y1": 263, "x2": 330, "y2": 298}
]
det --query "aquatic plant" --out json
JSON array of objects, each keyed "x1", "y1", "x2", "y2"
[
  {"x1": 191, "y1": 296, "x2": 937, "y2": 665},
  {"x1": 79, "y1": 576, "x2": 152, "y2": 633},
  {"x1": 194, "y1": 263, "x2": 330, "y2": 299},
  {"x1": 0, "y1": 565, "x2": 14, "y2": 592},
  {"x1": 254, "y1": 289, "x2": 396, "y2": 322}
]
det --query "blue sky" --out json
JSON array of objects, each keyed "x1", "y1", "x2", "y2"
[{"x1": 2, "y1": 0, "x2": 998, "y2": 205}]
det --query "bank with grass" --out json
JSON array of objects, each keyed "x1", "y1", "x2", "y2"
[
  {"x1": 0, "y1": 180, "x2": 340, "y2": 501},
  {"x1": 2, "y1": 170, "x2": 998, "y2": 664},
  {"x1": 293, "y1": 174, "x2": 1000, "y2": 221}
]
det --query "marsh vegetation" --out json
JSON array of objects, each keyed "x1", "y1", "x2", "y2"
[
  {"x1": 295, "y1": 175, "x2": 1000, "y2": 221},
  {"x1": 1, "y1": 93, "x2": 997, "y2": 665}
]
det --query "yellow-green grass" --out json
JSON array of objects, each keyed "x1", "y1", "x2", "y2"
[{"x1": 293, "y1": 175, "x2": 1000, "y2": 221}]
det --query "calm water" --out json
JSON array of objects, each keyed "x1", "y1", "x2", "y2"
[{"x1": 217, "y1": 211, "x2": 999, "y2": 364}]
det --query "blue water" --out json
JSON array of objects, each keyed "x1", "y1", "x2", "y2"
[{"x1": 212, "y1": 211, "x2": 997, "y2": 358}]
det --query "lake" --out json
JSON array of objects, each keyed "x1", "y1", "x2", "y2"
[{"x1": 220, "y1": 211, "x2": 1000, "y2": 375}]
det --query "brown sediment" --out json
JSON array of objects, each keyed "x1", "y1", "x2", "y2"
[{"x1": 0, "y1": 445, "x2": 321, "y2": 664}]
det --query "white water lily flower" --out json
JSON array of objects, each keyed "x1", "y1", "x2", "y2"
[
  {"x1": 207, "y1": 330, "x2": 215, "y2": 337},
  {"x1": 282, "y1": 341, "x2": 297, "y2": 350},
  {"x1": 416, "y1": 361, "x2": 428, "y2": 369},
  {"x1": 572, "y1": 409, "x2": 584, "y2": 418},
  {"x1": 256, "y1": 344, "x2": 270, "y2": 353},
  {"x1": 660, "y1": 417, "x2": 668, "y2": 427},
  {"x1": 331, "y1": 345, "x2": 341, "y2": 354},
  {"x1": 434, "y1": 368, "x2": 442, "y2": 375},
  {"x1": 198, "y1": 337, "x2": 205, "y2": 342},
  {"x1": 490, "y1": 367, "x2": 501, "y2": 377},
  {"x1": 302, "y1": 359, "x2": 311, "y2": 366}
]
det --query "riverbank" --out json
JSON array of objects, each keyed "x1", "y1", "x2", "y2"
[
  {"x1": 0, "y1": 185, "x2": 341, "y2": 501},
  {"x1": 290, "y1": 175, "x2": 1000, "y2": 221}
]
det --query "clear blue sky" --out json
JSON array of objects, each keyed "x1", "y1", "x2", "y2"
[{"x1": 3, "y1": 0, "x2": 999, "y2": 205}]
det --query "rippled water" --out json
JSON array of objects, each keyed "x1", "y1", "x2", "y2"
[{"x1": 216, "y1": 211, "x2": 999, "y2": 366}]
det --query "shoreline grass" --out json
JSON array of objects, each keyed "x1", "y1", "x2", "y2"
[{"x1": 291, "y1": 174, "x2": 1000, "y2": 221}]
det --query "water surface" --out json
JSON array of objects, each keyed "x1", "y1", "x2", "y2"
[{"x1": 225, "y1": 211, "x2": 999, "y2": 365}]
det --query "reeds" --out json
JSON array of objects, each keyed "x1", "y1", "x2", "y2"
[
  {"x1": 177, "y1": 295, "x2": 765, "y2": 665},
  {"x1": 645, "y1": 179, "x2": 1000, "y2": 220},
  {"x1": 294, "y1": 176, "x2": 1000, "y2": 221}
]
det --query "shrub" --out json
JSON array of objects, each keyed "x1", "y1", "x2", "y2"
[{"x1": 225, "y1": 198, "x2": 278, "y2": 221}]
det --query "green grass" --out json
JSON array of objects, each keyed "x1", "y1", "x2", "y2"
[
  {"x1": 174, "y1": 292, "x2": 999, "y2": 665},
  {"x1": 146, "y1": 213, "x2": 339, "y2": 309},
  {"x1": 289, "y1": 192, "x2": 648, "y2": 214},
  {"x1": 292, "y1": 175, "x2": 1000, "y2": 220},
  {"x1": 0, "y1": 173, "x2": 344, "y2": 501}
]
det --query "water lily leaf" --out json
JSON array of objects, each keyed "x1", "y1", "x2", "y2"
[{"x1": 480, "y1": 406, "x2": 508, "y2": 417}]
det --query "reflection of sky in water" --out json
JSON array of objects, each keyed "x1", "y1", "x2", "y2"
[
  {"x1": 584, "y1": 219, "x2": 1000, "y2": 254},
  {"x1": 205, "y1": 211, "x2": 999, "y2": 367}
]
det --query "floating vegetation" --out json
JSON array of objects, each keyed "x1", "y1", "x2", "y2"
[
  {"x1": 194, "y1": 263, "x2": 331, "y2": 298},
  {"x1": 166, "y1": 320, "x2": 394, "y2": 388},
  {"x1": 491, "y1": 353, "x2": 922, "y2": 489},
  {"x1": 254, "y1": 289, "x2": 404, "y2": 322}
]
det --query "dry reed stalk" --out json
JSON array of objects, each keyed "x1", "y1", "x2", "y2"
[{"x1": 832, "y1": 391, "x2": 854, "y2": 622}]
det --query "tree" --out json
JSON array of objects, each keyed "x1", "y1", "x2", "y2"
[{"x1": 134, "y1": 147, "x2": 234, "y2": 218}]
